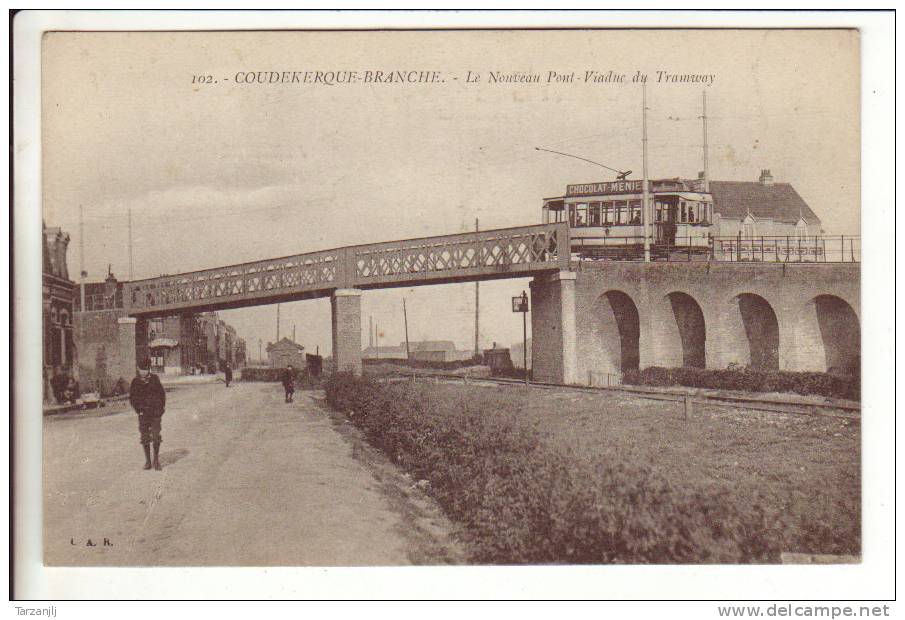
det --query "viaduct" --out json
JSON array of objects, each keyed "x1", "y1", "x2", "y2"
[{"x1": 97, "y1": 222, "x2": 859, "y2": 386}]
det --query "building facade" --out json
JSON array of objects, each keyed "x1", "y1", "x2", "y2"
[
  {"x1": 267, "y1": 337, "x2": 305, "y2": 368},
  {"x1": 42, "y1": 223, "x2": 76, "y2": 401},
  {"x1": 144, "y1": 311, "x2": 246, "y2": 375}
]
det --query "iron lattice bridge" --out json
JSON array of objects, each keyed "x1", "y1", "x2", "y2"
[{"x1": 125, "y1": 223, "x2": 570, "y2": 316}]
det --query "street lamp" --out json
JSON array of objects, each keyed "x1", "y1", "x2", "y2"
[{"x1": 511, "y1": 290, "x2": 529, "y2": 385}]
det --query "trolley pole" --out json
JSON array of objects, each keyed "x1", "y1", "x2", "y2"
[{"x1": 642, "y1": 83, "x2": 651, "y2": 262}]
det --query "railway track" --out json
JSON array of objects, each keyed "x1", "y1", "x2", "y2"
[{"x1": 375, "y1": 371, "x2": 861, "y2": 422}]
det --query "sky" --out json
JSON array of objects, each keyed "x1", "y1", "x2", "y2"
[{"x1": 42, "y1": 30, "x2": 860, "y2": 358}]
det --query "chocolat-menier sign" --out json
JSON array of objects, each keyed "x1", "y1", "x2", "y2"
[{"x1": 566, "y1": 180, "x2": 643, "y2": 196}]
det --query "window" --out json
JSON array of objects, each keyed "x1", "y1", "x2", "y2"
[
  {"x1": 575, "y1": 203, "x2": 588, "y2": 227},
  {"x1": 629, "y1": 200, "x2": 642, "y2": 225},
  {"x1": 602, "y1": 202, "x2": 613, "y2": 224},
  {"x1": 568, "y1": 204, "x2": 576, "y2": 227},
  {"x1": 687, "y1": 202, "x2": 697, "y2": 223},
  {"x1": 50, "y1": 308, "x2": 59, "y2": 324},
  {"x1": 655, "y1": 201, "x2": 664, "y2": 222},
  {"x1": 588, "y1": 202, "x2": 601, "y2": 227},
  {"x1": 60, "y1": 310, "x2": 69, "y2": 326},
  {"x1": 742, "y1": 214, "x2": 757, "y2": 239},
  {"x1": 150, "y1": 319, "x2": 164, "y2": 341},
  {"x1": 616, "y1": 201, "x2": 628, "y2": 224},
  {"x1": 680, "y1": 202, "x2": 688, "y2": 223}
]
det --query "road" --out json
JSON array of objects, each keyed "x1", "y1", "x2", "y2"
[{"x1": 43, "y1": 381, "x2": 464, "y2": 566}]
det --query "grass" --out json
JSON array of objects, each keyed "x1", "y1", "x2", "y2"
[
  {"x1": 326, "y1": 374, "x2": 859, "y2": 562},
  {"x1": 422, "y1": 382, "x2": 860, "y2": 557}
]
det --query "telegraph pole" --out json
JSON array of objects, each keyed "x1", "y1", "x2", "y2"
[
  {"x1": 642, "y1": 83, "x2": 651, "y2": 262},
  {"x1": 474, "y1": 218, "x2": 480, "y2": 358},
  {"x1": 403, "y1": 298, "x2": 411, "y2": 362},
  {"x1": 128, "y1": 207, "x2": 134, "y2": 281},
  {"x1": 79, "y1": 205, "x2": 86, "y2": 313},
  {"x1": 702, "y1": 89, "x2": 710, "y2": 193}
]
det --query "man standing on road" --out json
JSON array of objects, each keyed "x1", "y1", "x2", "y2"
[
  {"x1": 281, "y1": 364, "x2": 295, "y2": 403},
  {"x1": 129, "y1": 357, "x2": 166, "y2": 471},
  {"x1": 224, "y1": 363, "x2": 233, "y2": 388}
]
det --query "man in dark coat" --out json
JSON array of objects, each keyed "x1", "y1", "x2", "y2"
[
  {"x1": 129, "y1": 357, "x2": 166, "y2": 470},
  {"x1": 50, "y1": 367, "x2": 67, "y2": 404},
  {"x1": 281, "y1": 364, "x2": 295, "y2": 403},
  {"x1": 224, "y1": 364, "x2": 233, "y2": 388}
]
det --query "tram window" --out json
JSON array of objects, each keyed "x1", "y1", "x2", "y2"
[
  {"x1": 616, "y1": 201, "x2": 628, "y2": 224},
  {"x1": 629, "y1": 200, "x2": 642, "y2": 225},
  {"x1": 602, "y1": 201, "x2": 613, "y2": 224},
  {"x1": 588, "y1": 202, "x2": 601, "y2": 226},
  {"x1": 688, "y1": 202, "x2": 696, "y2": 223},
  {"x1": 568, "y1": 204, "x2": 576, "y2": 226},
  {"x1": 680, "y1": 202, "x2": 687, "y2": 223},
  {"x1": 575, "y1": 203, "x2": 588, "y2": 226},
  {"x1": 655, "y1": 202, "x2": 663, "y2": 222}
]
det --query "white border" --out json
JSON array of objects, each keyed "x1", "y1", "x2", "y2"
[{"x1": 11, "y1": 9, "x2": 896, "y2": 602}]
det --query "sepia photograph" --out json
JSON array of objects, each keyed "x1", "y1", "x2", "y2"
[{"x1": 11, "y1": 10, "x2": 895, "y2": 603}]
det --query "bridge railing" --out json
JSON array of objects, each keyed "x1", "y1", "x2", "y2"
[
  {"x1": 573, "y1": 235, "x2": 860, "y2": 263},
  {"x1": 714, "y1": 236, "x2": 860, "y2": 263},
  {"x1": 125, "y1": 223, "x2": 569, "y2": 314},
  {"x1": 127, "y1": 247, "x2": 343, "y2": 312},
  {"x1": 347, "y1": 222, "x2": 569, "y2": 285}
]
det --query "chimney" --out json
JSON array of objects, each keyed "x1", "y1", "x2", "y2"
[{"x1": 759, "y1": 169, "x2": 774, "y2": 186}]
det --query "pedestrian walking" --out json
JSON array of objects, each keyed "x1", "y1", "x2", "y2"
[
  {"x1": 129, "y1": 357, "x2": 166, "y2": 471},
  {"x1": 281, "y1": 364, "x2": 295, "y2": 403},
  {"x1": 224, "y1": 364, "x2": 233, "y2": 388}
]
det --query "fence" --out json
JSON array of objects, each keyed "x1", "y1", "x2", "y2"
[
  {"x1": 588, "y1": 370, "x2": 623, "y2": 387},
  {"x1": 573, "y1": 235, "x2": 860, "y2": 263}
]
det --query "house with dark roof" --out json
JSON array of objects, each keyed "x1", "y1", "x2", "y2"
[{"x1": 708, "y1": 170, "x2": 822, "y2": 238}]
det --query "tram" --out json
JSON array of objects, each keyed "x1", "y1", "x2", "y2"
[{"x1": 542, "y1": 177, "x2": 715, "y2": 260}]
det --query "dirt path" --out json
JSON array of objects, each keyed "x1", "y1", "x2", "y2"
[{"x1": 44, "y1": 382, "x2": 465, "y2": 566}]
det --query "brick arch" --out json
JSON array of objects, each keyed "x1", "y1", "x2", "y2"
[
  {"x1": 719, "y1": 292, "x2": 780, "y2": 370},
  {"x1": 795, "y1": 294, "x2": 860, "y2": 374},
  {"x1": 661, "y1": 291, "x2": 706, "y2": 368},
  {"x1": 594, "y1": 290, "x2": 641, "y2": 373}
]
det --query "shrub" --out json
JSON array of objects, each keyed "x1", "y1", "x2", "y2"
[
  {"x1": 324, "y1": 373, "x2": 786, "y2": 564},
  {"x1": 623, "y1": 367, "x2": 859, "y2": 401},
  {"x1": 241, "y1": 366, "x2": 320, "y2": 388},
  {"x1": 362, "y1": 357, "x2": 484, "y2": 371}
]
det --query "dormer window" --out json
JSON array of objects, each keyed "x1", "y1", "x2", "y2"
[
  {"x1": 742, "y1": 214, "x2": 757, "y2": 239},
  {"x1": 795, "y1": 217, "x2": 809, "y2": 239}
]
